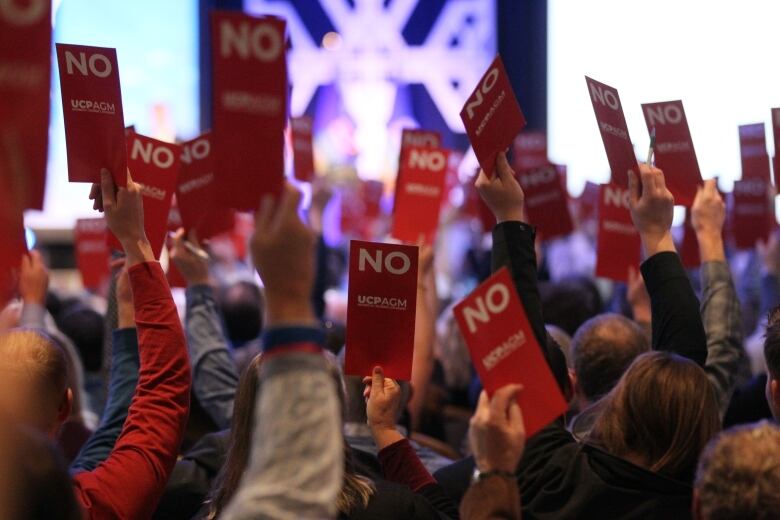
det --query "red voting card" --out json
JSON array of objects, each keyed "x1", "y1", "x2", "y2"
[
  {"x1": 516, "y1": 164, "x2": 573, "y2": 240},
  {"x1": 74, "y1": 218, "x2": 110, "y2": 291},
  {"x1": 345, "y1": 241, "x2": 418, "y2": 380},
  {"x1": 771, "y1": 109, "x2": 780, "y2": 187},
  {"x1": 460, "y1": 56, "x2": 526, "y2": 178},
  {"x1": 731, "y1": 178, "x2": 771, "y2": 249},
  {"x1": 0, "y1": 197, "x2": 27, "y2": 303},
  {"x1": 392, "y1": 146, "x2": 449, "y2": 244},
  {"x1": 211, "y1": 11, "x2": 287, "y2": 211},
  {"x1": 108, "y1": 133, "x2": 181, "y2": 258},
  {"x1": 401, "y1": 128, "x2": 441, "y2": 149},
  {"x1": 291, "y1": 116, "x2": 315, "y2": 182},
  {"x1": 596, "y1": 183, "x2": 641, "y2": 282},
  {"x1": 739, "y1": 123, "x2": 770, "y2": 181},
  {"x1": 56, "y1": 44, "x2": 126, "y2": 187},
  {"x1": 398, "y1": 128, "x2": 442, "y2": 187},
  {"x1": 641, "y1": 100, "x2": 701, "y2": 207},
  {"x1": 177, "y1": 133, "x2": 234, "y2": 240},
  {"x1": 0, "y1": 2, "x2": 51, "y2": 210},
  {"x1": 512, "y1": 132, "x2": 548, "y2": 170},
  {"x1": 453, "y1": 267, "x2": 567, "y2": 437},
  {"x1": 586, "y1": 77, "x2": 637, "y2": 188}
]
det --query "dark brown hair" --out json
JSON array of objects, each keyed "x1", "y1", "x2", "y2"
[{"x1": 587, "y1": 351, "x2": 720, "y2": 481}]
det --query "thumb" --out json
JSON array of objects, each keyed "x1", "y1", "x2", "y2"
[
  {"x1": 100, "y1": 169, "x2": 117, "y2": 209},
  {"x1": 371, "y1": 366, "x2": 385, "y2": 397}
]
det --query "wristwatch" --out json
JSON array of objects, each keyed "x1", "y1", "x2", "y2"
[{"x1": 471, "y1": 467, "x2": 515, "y2": 484}]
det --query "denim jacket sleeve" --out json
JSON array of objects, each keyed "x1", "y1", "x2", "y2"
[
  {"x1": 186, "y1": 284, "x2": 240, "y2": 429},
  {"x1": 70, "y1": 327, "x2": 139, "y2": 473}
]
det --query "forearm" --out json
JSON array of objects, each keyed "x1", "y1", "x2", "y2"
[
  {"x1": 409, "y1": 285, "x2": 435, "y2": 431},
  {"x1": 73, "y1": 262, "x2": 191, "y2": 518},
  {"x1": 461, "y1": 475, "x2": 521, "y2": 520},
  {"x1": 19, "y1": 301, "x2": 46, "y2": 329},
  {"x1": 377, "y1": 438, "x2": 436, "y2": 492},
  {"x1": 700, "y1": 261, "x2": 744, "y2": 415},
  {"x1": 186, "y1": 284, "x2": 239, "y2": 429},
  {"x1": 71, "y1": 328, "x2": 139, "y2": 473},
  {"x1": 222, "y1": 328, "x2": 341, "y2": 520},
  {"x1": 641, "y1": 252, "x2": 707, "y2": 366},
  {"x1": 697, "y1": 231, "x2": 726, "y2": 263},
  {"x1": 491, "y1": 222, "x2": 546, "y2": 346}
]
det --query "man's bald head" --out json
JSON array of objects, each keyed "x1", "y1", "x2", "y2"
[
  {"x1": 572, "y1": 313, "x2": 650, "y2": 402},
  {"x1": 0, "y1": 330, "x2": 71, "y2": 435}
]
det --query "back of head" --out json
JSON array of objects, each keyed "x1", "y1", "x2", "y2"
[
  {"x1": 589, "y1": 351, "x2": 720, "y2": 481},
  {"x1": 219, "y1": 281, "x2": 264, "y2": 346},
  {"x1": 695, "y1": 421, "x2": 780, "y2": 519},
  {"x1": 572, "y1": 313, "x2": 649, "y2": 402},
  {"x1": 765, "y1": 307, "x2": 780, "y2": 420},
  {"x1": 0, "y1": 330, "x2": 69, "y2": 433},
  {"x1": 541, "y1": 276, "x2": 603, "y2": 336},
  {"x1": 57, "y1": 306, "x2": 104, "y2": 373},
  {"x1": 0, "y1": 422, "x2": 80, "y2": 520}
]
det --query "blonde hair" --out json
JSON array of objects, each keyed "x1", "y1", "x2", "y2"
[
  {"x1": 0, "y1": 330, "x2": 69, "y2": 429},
  {"x1": 695, "y1": 421, "x2": 780, "y2": 519}
]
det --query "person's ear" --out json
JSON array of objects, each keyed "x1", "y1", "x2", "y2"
[
  {"x1": 55, "y1": 388, "x2": 73, "y2": 427},
  {"x1": 565, "y1": 369, "x2": 576, "y2": 403},
  {"x1": 771, "y1": 378, "x2": 780, "y2": 417}
]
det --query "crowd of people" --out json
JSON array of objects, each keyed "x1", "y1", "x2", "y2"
[{"x1": 1, "y1": 147, "x2": 780, "y2": 519}]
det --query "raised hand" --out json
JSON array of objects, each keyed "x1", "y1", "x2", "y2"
[
  {"x1": 475, "y1": 152, "x2": 525, "y2": 224},
  {"x1": 19, "y1": 250, "x2": 48, "y2": 306},
  {"x1": 251, "y1": 182, "x2": 316, "y2": 326},
  {"x1": 169, "y1": 228, "x2": 209, "y2": 286},
  {"x1": 308, "y1": 180, "x2": 333, "y2": 234},
  {"x1": 691, "y1": 179, "x2": 726, "y2": 262},
  {"x1": 112, "y1": 259, "x2": 135, "y2": 329},
  {"x1": 469, "y1": 385, "x2": 525, "y2": 474},
  {"x1": 628, "y1": 165, "x2": 676, "y2": 257},
  {"x1": 94, "y1": 169, "x2": 154, "y2": 266},
  {"x1": 627, "y1": 265, "x2": 651, "y2": 324},
  {"x1": 363, "y1": 366, "x2": 404, "y2": 449}
]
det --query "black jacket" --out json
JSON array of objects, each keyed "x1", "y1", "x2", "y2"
[{"x1": 436, "y1": 221, "x2": 706, "y2": 519}]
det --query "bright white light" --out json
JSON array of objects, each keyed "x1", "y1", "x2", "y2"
[
  {"x1": 321, "y1": 31, "x2": 342, "y2": 51},
  {"x1": 548, "y1": 0, "x2": 780, "y2": 196}
]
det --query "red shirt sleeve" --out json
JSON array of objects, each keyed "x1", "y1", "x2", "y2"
[
  {"x1": 72, "y1": 262, "x2": 191, "y2": 519},
  {"x1": 377, "y1": 438, "x2": 436, "y2": 492}
]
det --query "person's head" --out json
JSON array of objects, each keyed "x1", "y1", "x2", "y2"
[
  {"x1": 57, "y1": 306, "x2": 104, "y2": 373},
  {"x1": 207, "y1": 353, "x2": 374, "y2": 519},
  {"x1": 0, "y1": 330, "x2": 72, "y2": 436},
  {"x1": 571, "y1": 313, "x2": 649, "y2": 405},
  {"x1": 693, "y1": 421, "x2": 780, "y2": 519},
  {"x1": 218, "y1": 281, "x2": 264, "y2": 346},
  {"x1": 588, "y1": 351, "x2": 720, "y2": 482},
  {"x1": 764, "y1": 306, "x2": 780, "y2": 420},
  {"x1": 0, "y1": 422, "x2": 81, "y2": 520},
  {"x1": 541, "y1": 276, "x2": 604, "y2": 336}
]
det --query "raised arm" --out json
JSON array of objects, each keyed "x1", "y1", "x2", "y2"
[
  {"x1": 73, "y1": 169, "x2": 191, "y2": 518},
  {"x1": 692, "y1": 179, "x2": 745, "y2": 414},
  {"x1": 461, "y1": 385, "x2": 525, "y2": 520},
  {"x1": 366, "y1": 366, "x2": 459, "y2": 519},
  {"x1": 628, "y1": 166, "x2": 707, "y2": 366},
  {"x1": 409, "y1": 245, "x2": 437, "y2": 431},
  {"x1": 71, "y1": 265, "x2": 140, "y2": 473},
  {"x1": 170, "y1": 228, "x2": 239, "y2": 429},
  {"x1": 476, "y1": 153, "x2": 546, "y2": 347},
  {"x1": 223, "y1": 183, "x2": 342, "y2": 520}
]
